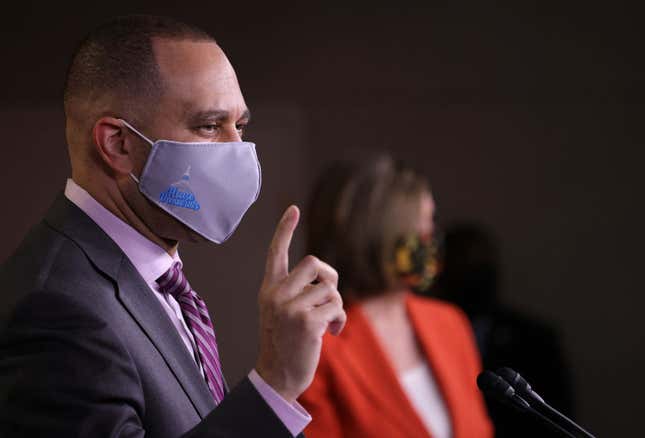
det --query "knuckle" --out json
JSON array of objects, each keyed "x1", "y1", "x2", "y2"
[
  {"x1": 321, "y1": 281, "x2": 340, "y2": 298},
  {"x1": 303, "y1": 254, "x2": 319, "y2": 266},
  {"x1": 321, "y1": 259, "x2": 337, "y2": 275}
]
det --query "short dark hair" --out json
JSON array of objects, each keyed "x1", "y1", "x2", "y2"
[
  {"x1": 306, "y1": 156, "x2": 431, "y2": 301},
  {"x1": 63, "y1": 15, "x2": 214, "y2": 115}
]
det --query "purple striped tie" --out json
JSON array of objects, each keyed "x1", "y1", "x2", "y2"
[{"x1": 157, "y1": 262, "x2": 225, "y2": 404}]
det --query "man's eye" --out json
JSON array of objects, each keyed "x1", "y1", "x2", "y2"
[
  {"x1": 236, "y1": 124, "x2": 246, "y2": 135},
  {"x1": 200, "y1": 125, "x2": 218, "y2": 133}
]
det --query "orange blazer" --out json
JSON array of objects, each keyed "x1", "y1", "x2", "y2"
[{"x1": 299, "y1": 293, "x2": 493, "y2": 438}]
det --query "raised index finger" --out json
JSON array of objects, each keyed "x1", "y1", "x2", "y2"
[{"x1": 264, "y1": 205, "x2": 300, "y2": 286}]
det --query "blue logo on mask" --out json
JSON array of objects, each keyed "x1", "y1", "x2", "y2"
[{"x1": 159, "y1": 186, "x2": 201, "y2": 210}]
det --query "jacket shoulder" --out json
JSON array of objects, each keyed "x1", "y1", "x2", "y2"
[
  {"x1": 1, "y1": 220, "x2": 115, "y2": 325},
  {"x1": 408, "y1": 294, "x2": 471, "y2": 327}
]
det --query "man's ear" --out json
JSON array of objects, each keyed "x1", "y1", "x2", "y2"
[{"x1": 92, "y1": 117, "x2": 138, "y2": 175}]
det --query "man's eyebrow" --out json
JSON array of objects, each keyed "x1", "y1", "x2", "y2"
[{"x1": 188, "y1": 109, "x2": 252, "y2": 123}]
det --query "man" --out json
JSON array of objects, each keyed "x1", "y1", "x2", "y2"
[{"x1": 0, "y1": 15, "x2": 346, "y2": 437}]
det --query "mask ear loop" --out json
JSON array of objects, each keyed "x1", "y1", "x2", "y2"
[{"x1": 119, "y1": 119, "x2": 154, "y2": 184}]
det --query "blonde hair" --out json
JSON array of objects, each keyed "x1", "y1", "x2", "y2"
[{"x1": 307, "y1": 155, "x2": 430, "y2": 300}]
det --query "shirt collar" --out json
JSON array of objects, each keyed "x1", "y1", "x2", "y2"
[{"x1": 64, "y1": 178, "x2": 181, "y2": 285}]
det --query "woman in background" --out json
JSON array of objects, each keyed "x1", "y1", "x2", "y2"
[{"x1": 299, "y1": 156, "x2": 493, "y2": 438}]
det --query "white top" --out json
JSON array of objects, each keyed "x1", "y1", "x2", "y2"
[{"x1": 399, "y1": 362, "x2": 452, "y2": 438}]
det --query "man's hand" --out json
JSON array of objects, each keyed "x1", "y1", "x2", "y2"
[{"x1": 255, "y1": 205, "x2": 346, "y2": 403}]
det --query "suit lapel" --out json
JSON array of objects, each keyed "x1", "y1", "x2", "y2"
[
  {"x1": 406, "y1": 294, "x2": 461, "y2": 437},
  {"x1": 45, "y1": 194, "x2": 215, "y2": 418},
  {"x1": 342, "y1": 305, "x2": 431, "y2": 438},
  {"x1": 116, "y1": 260, "x2": 216, "y2": 417}
]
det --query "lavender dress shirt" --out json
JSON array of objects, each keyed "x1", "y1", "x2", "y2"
[{"x1": 64, "y1": 179, "x2": 310, "y2": 436}]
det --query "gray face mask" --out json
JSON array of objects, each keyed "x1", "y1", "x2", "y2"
[{"x1": 120, "y1": 119, "x2": 261, "y2": 244}]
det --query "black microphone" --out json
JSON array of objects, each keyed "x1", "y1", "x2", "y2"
[
  {"x1": 476, "y1": 371, "x2": 530, "y2": 411},
  {"x1": 477, "y1": 370, "x2": 576, "y2": 438},
  {"x1": 497, "y1": 367, "x2": 596, "y2": 438}
]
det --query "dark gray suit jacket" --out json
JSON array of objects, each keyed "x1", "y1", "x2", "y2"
[{"x1": 0, "y1": 195, "x2": 301, "y2": 437}]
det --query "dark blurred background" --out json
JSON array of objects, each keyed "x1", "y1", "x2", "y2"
[{"x1": 1, "y1": 2, "x2": 643, "y2": 436}]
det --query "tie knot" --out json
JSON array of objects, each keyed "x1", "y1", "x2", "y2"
[{"x1": 157, "y1": 261, "x2": 192, "y2": 299}]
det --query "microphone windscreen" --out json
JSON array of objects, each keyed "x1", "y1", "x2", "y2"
[
  {"x1": 497, "y1": 367, "x2": 543, "y2": 403},
  {"x1": 497, "y1": 367, "x2": 521, "y2": 387},
  {"x1": 477, "y1": 370, "x2": 514, "y2": 399},
  {"x1": 478, "y1": 370, "x2": 532, "y2": 411}
]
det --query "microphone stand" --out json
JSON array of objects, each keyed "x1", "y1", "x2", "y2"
[
  {"x1": 478, "y1": 371, "x2": 577, "y2": 438},
  {"x1": 533, "y1": 400, "x2": 595, "y2": 438},
  {"x1": 522, "y1": 400, "x2": 577, "y2": 438},
  {"x1": 496, "y1": 367, "x2": 596, "y2": 438}
]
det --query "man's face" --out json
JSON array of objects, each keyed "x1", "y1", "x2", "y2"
[{"x1": 123, "y1": 39, "x2": 251, "y2": 243}]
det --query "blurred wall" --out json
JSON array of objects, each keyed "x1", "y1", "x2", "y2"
[{"x1": 1, "y1": 2, "x2": 643, "y2": 436}]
